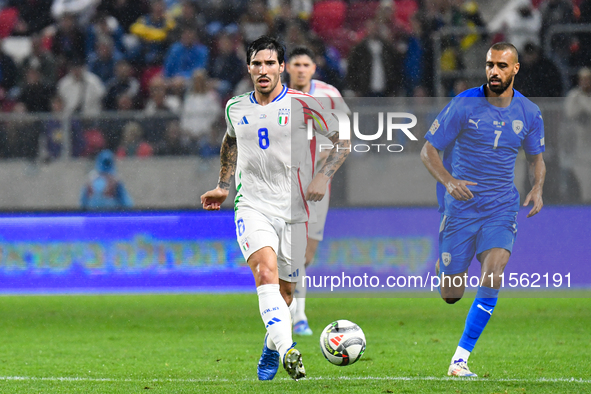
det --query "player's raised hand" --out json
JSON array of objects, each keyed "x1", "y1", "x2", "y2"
[
  {"x1": 523, "y1": 186, "x2": 543, "y2": 218},
  {"x1": 445, "y1": 179, "x2": 478, "y2": 201},
  {"x1": 201, "y1": 187, "x2": 229, "y2": 210},
  {"x1": 306, "y1": 173, "x2": 329, "y2": 202}
]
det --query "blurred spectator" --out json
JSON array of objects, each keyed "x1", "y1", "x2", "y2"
[
  {"x1": 416, "y1": 2, "x2": 447, "y2": 96},
  {"x1": 269, "y1": 0, "x2": 296, "y2": 41},
  {"x1": 0, "y1": 4, "x2": 24, "y2": 38},
  {"x1": 345, "y1": 19, "x2": 403, "y2": 97},
  {"x1": 514, "y1": 42, "x2": 562, "y2": 97},
  {"x1": 85, "y1": 12, "x2": 126, "y2": 59},
  {"x1": 283, "y1": 18, "x2": 311, "y2": 52},
  {"x1": 88, "y1": 35, "x2": 124, "y2": 84},
  {"x1": 452, "y1": 78, "x2": 470, "y2": 97},
  {"x1": 208, "y1": 33, "x2": 244, "y2": 97},
  {"x1": 239, "y1": 0, "x2": 272, "y2": 43},
  {"x1": 97, "y1": 0, "x2": 150, "y2": 32},
  {"x1": 18, "y1": 66, "x2": 53, "y2": 112},
  {"x1": 99, "y1": 93, "x2": 136, "y2": 152},
  {"x1": 539, "y1": 0, "x2": 573, "y2": 66},
  {"x1": 0, "y1": 102, "x2": 40, "y2": 160},
  {"x1": 163, "y1": 27, "x2": 209, "y2": 80},
  {"x1": 43, "y1": 95, "x2": 84, "y2": 158},
  {"x1": 268, "y1": 0, "x2": 312, "y2": 21},
  {"x1": 144, "y1": 76, "x2": 180, "y2": 115},
  {"x1": 8, "y1": 0, "x2": 53, "y2": 35},
  {"x1": 52, "y1": 0, "x2": 100, "y2": 26},
  {"x1": 130, "y1": 0, "x2": 176, "y2": 66},
  {"x1": 80, "y1": 149, "x2": 133, "y2": 210},
  {"x1": 116, "y1": 121, "x2": 153, "y2": 157},
  {"x1": 564, "y1": 67, "x2": 591, "y2": 181},
  {"x1": 154, "y1": 119, "x2": 191, "y2": 156},
  {"x1": 57, "y1": 58, "x2": 106, "y2": 115},
  {"x1": 233, "y1": 73, "x2": 254, "y2": 96},
  {"x1": 103, "y1": 60, "x2": 140, "y2": 111},
  {"x1": 143, "y1": 76, "x2": 179, "y2": 144},
  {"x1": 404, "y1": 13, "x2": 424, "y2": 96},
  {"x1": 181, "y1": 69, "x2": 221, "y2": 151},
  {"x1": 499, "y1": 0, "x2": 541, "y2": 52},
  {"x1": 51, "y1": 13, "x2": 86, "y2": 66},
  {"x1": 0, "y1": 49, "x2": 19, "y2": 98},
  {"x1": 20, "y1": 33, "x2": 58, "y2": 87},
  {"x1": 574, "y1": 0, "x2": 591, "y2": 68},
  {"x1": 170, "y1": 0, "x2": 206, "y2": 43},
  {"x1": 308, "y1": 37, "x2": 343, "y2": 89}
]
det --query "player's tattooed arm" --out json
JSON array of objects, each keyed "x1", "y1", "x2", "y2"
[
  {"x1": 306, "y1": 132, "x2": 350, "y2": 202},
  {"x1": 201, "y1": 133, "x2": 235, "y2": 210},
  {"x1": 217, "y1": 134, "x2": 237, "y2": 190},
  {"x1": 523, "y1": 152, "x2": 545, "y2": 218},
  {"x1": 319, "y1": 132, "x2": 351, "y2": 178}
]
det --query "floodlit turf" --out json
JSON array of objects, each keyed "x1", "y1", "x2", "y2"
[{"x1": 0, "y1": 294, "x2": 590, "y2": 393}]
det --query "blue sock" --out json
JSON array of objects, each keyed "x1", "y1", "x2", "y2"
[{"x1": 458, "y1": 286, "x2": 499, "y2": 352}]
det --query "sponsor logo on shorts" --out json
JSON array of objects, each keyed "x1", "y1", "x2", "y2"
[{"x1": 442, "y1": 252, "x2": 452, "y2": 267}]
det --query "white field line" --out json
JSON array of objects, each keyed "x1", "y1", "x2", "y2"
[{"x1": 0, "y1": 376, "x2": 590, "y2": 384}]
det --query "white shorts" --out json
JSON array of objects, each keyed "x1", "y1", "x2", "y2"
[
  {"x1": 308, "y1": 181, "x2": 331, "y2": 241},
  {"x1": 235, "y1": 206, "x2": 306, "y2": 283}
]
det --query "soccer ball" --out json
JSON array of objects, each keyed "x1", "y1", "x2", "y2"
[{"x1": 319, "y1": 320, "x2": 366, "y2": 366}]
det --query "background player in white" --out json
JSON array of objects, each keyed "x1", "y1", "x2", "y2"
[
  {"x1": 286, "y1": 46, "x2": 351, "y2": 336},
  {"x1": 201, "y1": 36, "x2": 349, "y2": 381}
]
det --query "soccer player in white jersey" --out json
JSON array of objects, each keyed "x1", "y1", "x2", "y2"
[
  {"x1": 201, "y1": 36, "x2": 349, "y2": 381},
  {"x1": 286, "y1": 46, "x2": 351, "y2": 336}
]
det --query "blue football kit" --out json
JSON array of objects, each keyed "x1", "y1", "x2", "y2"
[{"x1": 425, "y1": 85, "x2": 545, "y2": 275}]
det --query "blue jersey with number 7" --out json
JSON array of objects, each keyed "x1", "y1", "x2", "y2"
[{"x1": 424, "y1": 85, "x2": 545, "y2": 218}]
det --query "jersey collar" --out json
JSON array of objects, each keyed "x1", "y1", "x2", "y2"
[
  {"x1": 309, "y1": 80, "x2": 316, "y2": 95},
  {"x1": 250, "y1": 84, "x2": 288, "y2": 105}
]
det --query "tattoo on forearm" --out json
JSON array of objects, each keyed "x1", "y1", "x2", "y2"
[
  {"x1": 319, "y1": 133, "x2": 350, "y2": 178},
  {"x1": 218, "y1": 135, "x2": 237, "y2": 190}
]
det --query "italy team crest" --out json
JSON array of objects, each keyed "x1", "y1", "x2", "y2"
[{"x1": 278, "y1": 108, "x2": 290, "y2": 126}]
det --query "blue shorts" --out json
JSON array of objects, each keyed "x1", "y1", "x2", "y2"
[{"x1": 438, "y1": 212, "x2": 518, "y2": 275}]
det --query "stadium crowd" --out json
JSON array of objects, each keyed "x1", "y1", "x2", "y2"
[{"x1": 0, "y1": 0, "x2": 590, "y2": 162}]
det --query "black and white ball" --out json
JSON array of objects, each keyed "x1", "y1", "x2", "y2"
[{"x1": 319, "y1": 320, "x2": 366, "y2": 366}]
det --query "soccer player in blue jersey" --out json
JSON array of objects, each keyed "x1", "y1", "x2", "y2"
[{"x1": 421, "y1": 42, "x2": 546, "y2": 377}]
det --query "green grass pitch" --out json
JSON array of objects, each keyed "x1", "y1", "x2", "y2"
[{"x1": 0, "y1": 293, "x2": 589, "y2": 393}]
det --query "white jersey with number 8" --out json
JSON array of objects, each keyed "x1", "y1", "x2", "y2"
[{"x1": 225, "y1": 85, "x2": 338, "y2": 224}]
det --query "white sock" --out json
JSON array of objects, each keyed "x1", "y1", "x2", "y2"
[
  {"x1": 288, "y1": 297, "x2": 297, "y2": 324},
  {"x1": 294, "y1": 267, "x2": 308, "y2": 323},
  {"x1": 451, "y1": 346, "x2": 471, "y2": 364},
  {"x1": 266, "y1": 296, "x2": 296, "y2": 351},
  {"x1": 257, "y1": 284, "x2": 293, "y2": 359}
]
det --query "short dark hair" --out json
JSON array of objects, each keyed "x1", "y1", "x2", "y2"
[
  {"x1": 489, "y1": 42, "x2": 519, "y2": 62},
  {"x1": 288, "y1": 46, "x2": 315, "y2": 62},
  {"x1": 246, "y1": 36, "x2": 285, "y2": 65}
]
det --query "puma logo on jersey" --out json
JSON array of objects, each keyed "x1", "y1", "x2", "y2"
[
  {"x1": 469, "y1": 119, "x2": 480, "y2": 128},
  {"x1": 237, "y1": 116, "x2": 249, "y2": 125}
]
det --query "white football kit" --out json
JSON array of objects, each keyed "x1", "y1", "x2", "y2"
[
  {"x1": 226, "y1": 84, "x2": 338, "y2": 281},
  {"x1": 307, "y1": 79, "x2": 351, "y2": 241}
]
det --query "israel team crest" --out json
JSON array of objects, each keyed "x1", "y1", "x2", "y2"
[
  {"x1": 442, "y1": 252, "x2": 452, "y2": 267},
  {"x1": 512, "y1": 120, "x2": 523, "y2": 134},
  {"x1": 278, "y1": 108, "x2": 290, "y2": 126}
]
